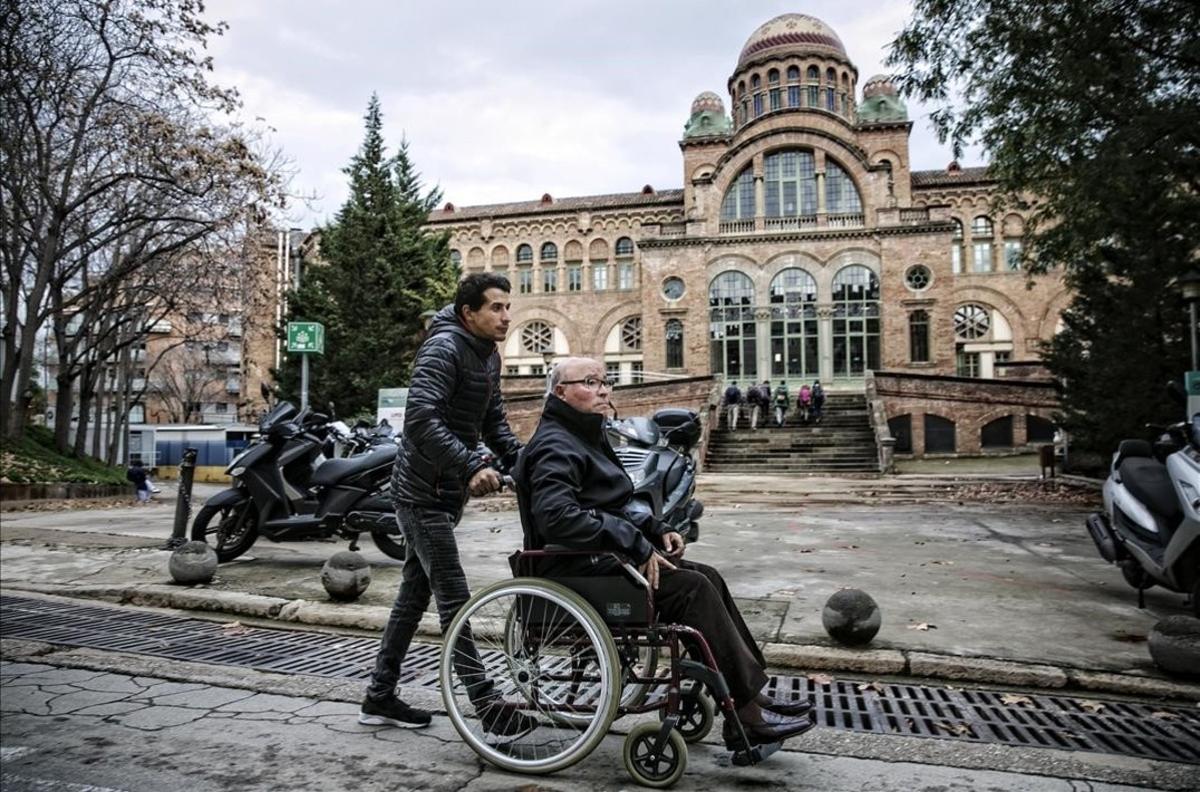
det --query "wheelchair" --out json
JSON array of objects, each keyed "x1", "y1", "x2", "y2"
[{"x1": 439, "y1": 547, "x2": 783, "y2": 788}]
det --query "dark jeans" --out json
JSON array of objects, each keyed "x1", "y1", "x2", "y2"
[
  {"x1": 654, "y1": 558, "x2": 768, "y2": 707},
  {"x1": 365, "y1": 504, "x2": 492, "y2": 705}
]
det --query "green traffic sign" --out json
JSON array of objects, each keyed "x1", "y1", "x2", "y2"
[
  {"x1": 287, "y1": 322, "x2": 325, "y2": 354},
  {"x1": 1186, "y1": 371, "x2": 1200, "y2": 396}
]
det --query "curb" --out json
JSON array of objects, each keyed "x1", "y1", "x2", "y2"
[{"x1": 8, "y1": 583, "x2": 1199, "y2": 702}]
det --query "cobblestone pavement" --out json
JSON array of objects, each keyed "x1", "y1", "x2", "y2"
[{"x1": 0, "y1": 659, "x2": 1183, "y2": 792}]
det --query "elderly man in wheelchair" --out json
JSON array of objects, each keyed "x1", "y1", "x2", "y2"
[{"x1": 437, "y1": 357, "x2": 815, "y2": 787}]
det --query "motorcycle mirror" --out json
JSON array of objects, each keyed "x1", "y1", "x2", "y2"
[
  {"x1": 1166, "y1": 381, "x2": 1187, "y2": 406},
  {"x1": 328, "y1": 400, "x2": 337, "y2": 419}
]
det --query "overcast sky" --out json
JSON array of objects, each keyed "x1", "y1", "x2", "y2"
[{"x1": 204, "y1": 0, "x2": 984, "y2": 228}]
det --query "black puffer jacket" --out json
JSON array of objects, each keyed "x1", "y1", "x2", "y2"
[
  {"x1": 514, "y1": 395, "x2": 666, "y2": 574},
  {"x1": 391, "y1": 305, "x2": 521, "y2": 512}
]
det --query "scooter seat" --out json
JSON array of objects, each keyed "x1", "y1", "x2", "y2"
[
  {"x1": 1118, "y1": 458, "x2": 1182, "y2": 525},
  {"x1": 312, "y1": 446, "x2": 397, "y2": 488}
]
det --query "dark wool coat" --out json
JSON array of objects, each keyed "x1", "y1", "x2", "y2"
[{"x1": 390, "y1": 305, "x2": 521, "y2": 512}]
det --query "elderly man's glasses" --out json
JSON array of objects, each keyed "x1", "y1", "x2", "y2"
[{"x1": 560, "y1": 376, "x2": 613, "y2": 391}]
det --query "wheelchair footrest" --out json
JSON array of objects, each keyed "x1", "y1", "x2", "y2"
[{"x1": 730, "y1": 741, "x2": 781, "y2": 766}]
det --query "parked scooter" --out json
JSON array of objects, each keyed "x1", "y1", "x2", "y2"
[
  {"x1": 191, "y1": 401, "x2": 406, "y2": 562},
  {"x1": 607, "y1": 408, "x2": 704, "y2": 544},
  {"x1": 1085, "y1": 384, "x2": 1200, "y2": 615}
]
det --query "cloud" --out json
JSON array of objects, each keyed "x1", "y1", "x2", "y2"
[{"x1": 202, "y1": 1, "x2": 985, "y2": 227}]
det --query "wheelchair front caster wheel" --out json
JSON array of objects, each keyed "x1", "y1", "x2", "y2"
[
  {"x1": 659, "y1": 689, "x2": 714, "y2": 743},
  {"x1": 623, "y1": 722, "x2": 687, "y2": 788}
]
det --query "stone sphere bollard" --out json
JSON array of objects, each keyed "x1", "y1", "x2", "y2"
[
  {"x1": 321, "y1": 551, "x2": 371, "y2": 602},
  {"x1": 168, "y1": 541, "x2": 219, "y2": 585},
  {"x1": 822, "y1": 588, "x2": 882, "y2": 646},
  {"x1": 1148, "y1": 615, "x2": 1200, "y2": 678}
]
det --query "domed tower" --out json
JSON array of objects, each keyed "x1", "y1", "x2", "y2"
[
  {"x1": 728, "y1": 13, "x2": 858, "y2": 128},
  {"x1": 858, "y1": 74, "x2": 908, "y2": 124},
  {"x1": 683, "y1": 91, "x2": 733, "y2": 139}
]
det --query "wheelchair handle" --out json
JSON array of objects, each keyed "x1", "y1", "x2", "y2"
[
  {"x1": 500, "y1": 474, "x2": 516, "y2": 492},
  {"x1": 622, "y1": 562, "x2": 650, "y2": 589}
]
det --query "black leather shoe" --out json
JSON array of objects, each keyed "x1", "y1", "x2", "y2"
[
  {"x1": 722, "y1": 711, "x2": 815, "y2": 748},
  {"x1": 755, "y1": 693, "x2": 814, "y2": 718}
]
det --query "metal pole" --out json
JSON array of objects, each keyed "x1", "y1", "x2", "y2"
[
  {"x1": 162, "y1": 447, "x2": 198, "y2": 550},
  {"x1": 1190, "y1": 301, "x2": 1198, "y2": 372},
  {"x1": 301, "y1": 355, "x2": 309, "y2": 410}
]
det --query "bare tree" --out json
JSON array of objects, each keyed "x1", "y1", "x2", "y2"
[
  {"x1": 0, "y1": 0, "x2": 288, "y2": 445},
  {"x1": 149, "y1": 342, "x2": 228, "y2": 424}
]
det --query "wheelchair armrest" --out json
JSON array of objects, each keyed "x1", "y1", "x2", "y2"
[{"x1": 513, "y1": 547, "x2": 648, "y2": 589}]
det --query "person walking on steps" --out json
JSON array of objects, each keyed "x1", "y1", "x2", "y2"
[
  {"x1": 746, "y1": 380, "x2": 767, "y2": 430},
  {"x1": 359, "y1": 273, "x2": 535, "y2": 742},
  {"x1": 810, "y1": 380, "x2": 826, "y2": 424},
  {"x1": 723, "y1": 381, "x2": 744, "y2": 430},
  {"x1": 797, "y1": 384, "x2": 812, "y2": 424},
  {"x1": 772, "y1": 381, "x2": 790, "y2": 428}
]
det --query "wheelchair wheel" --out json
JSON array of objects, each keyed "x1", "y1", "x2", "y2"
[
  {"x1": 441, "y1": 578, "x2": 622, "y2": 775},
  {"x1": 618, "y1": 641, "x2": 659, "y2": 711},
  {"x1": 658, "y1": 687, "x2": 714, "y2": 743},
  {"x1": 623, "y1": 721, "x2": 687, "y2": 788}
]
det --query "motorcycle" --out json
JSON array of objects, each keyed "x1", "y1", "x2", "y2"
[
  {"x1": 1085, "y1": 384, "x2": 1200, "y2": 615},
  {"x1": 191, "y1": 401, "x2": 407, "y2": 563},
  {"x1": 608, "y1": 408, "x2": 704, "y2": 544}
]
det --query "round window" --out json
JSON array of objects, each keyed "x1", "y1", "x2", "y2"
[
  {"x1": 662, "y1": 277, "x2": 685, "y2": 300},
  {"x1": 905, "y1": 264, "x2": 932, "y2": 291}
]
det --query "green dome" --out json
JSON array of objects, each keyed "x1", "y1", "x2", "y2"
[
  {"x1": 683, "y1": 91, "x2": 732, "y2": 139},
  {"x1": 858, "y1": 74, "x2": 907, "y2": 123}
]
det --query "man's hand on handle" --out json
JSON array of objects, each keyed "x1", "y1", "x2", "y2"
[
  {"x1": 639, "y1": 551, "x2": 677, "y2": 590},
  {"x1": 661, "y1": 531, "x2": 686, "y2": 558},
  {"x1": 468, "y1": 467, "x2": 502, "y2": 497}
]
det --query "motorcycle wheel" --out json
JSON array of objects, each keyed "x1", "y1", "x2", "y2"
[
  {"x1": 191, "y1": 500, "x2": 258, "y2": 563},
  {"x1": 1119, "y1": 559, "x2": 1154, "y2": 591},
  {"x1": 372, "y1": 530, "x2": 408, "y2": 560}
]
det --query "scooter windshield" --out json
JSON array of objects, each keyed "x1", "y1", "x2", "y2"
[{"x1": 259, "y1": 401, "x2": 298, "y2": 432}]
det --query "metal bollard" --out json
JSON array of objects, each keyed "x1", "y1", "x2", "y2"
[{"x1": 161, "y1": 448, "x2": 198, "y2": 550}]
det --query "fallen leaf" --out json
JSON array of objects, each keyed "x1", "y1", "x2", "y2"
[
  {"x1": 807, "y1": 673, "x2": 834, "y2": 686},
  {"x1": 1077, "y1": 699, "x2": 1106, "y2": 714},
  {"x1": 488, "y1": 526, "x2": 502, "y2": 533},
  {"x1": 1000, "y1": 694, "x2": 1033, "y2": 706},
  {"x1": 930, "y1": 560, "x2": 954, "y2": 566},
  {"x1": 857, "y1": 682, "x2": 885, "y2": 693},
  {"x1": 935, "y1": 721, "x2": 972, "y2": 736},
  {"x1": 838, "y1": 544, "x2": 860, "y2": 550},
  {"x1": 907, "y1": 622, "x2": 937, "y2": 631},
  {"x1": 221, "y1": 621, "x2": 250, "y2": 636},
  {"x1": 1149, "y1": 711, "x2": 1179, "y2": 721},
  {"x1": 798, "y1": 548, "x2": 814, "y2": 554}
]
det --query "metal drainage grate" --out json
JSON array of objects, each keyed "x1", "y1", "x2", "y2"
[{"x1": 2, "y1": 594, "x2": 1198, "y2": 764}]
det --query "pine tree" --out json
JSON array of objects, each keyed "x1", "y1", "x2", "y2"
[{"x1": 281, "y1": 95, "x2": 458, "y2": 418}]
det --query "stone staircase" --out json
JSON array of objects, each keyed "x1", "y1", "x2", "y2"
[{"x1": 704, "y1": 393, "x2": 879, "y2": 474}]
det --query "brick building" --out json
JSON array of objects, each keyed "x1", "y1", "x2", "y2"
[{"x1": 427, "y1": 13, "x2": 1069, "y2": 457}]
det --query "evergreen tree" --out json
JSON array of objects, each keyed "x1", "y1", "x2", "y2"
[
  {"x1": 281, "y1": 95, "x2": 458, "y2": 417},
  {"x1": 888, "y1": 0, "x2": 1199, "y2": 462}
]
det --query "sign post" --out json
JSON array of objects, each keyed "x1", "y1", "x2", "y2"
[
  {"x1": 1185, "y1": 370, "x2": 1200, "y2": 420},
  {"x1": 287, "y1": 322, "x2": 325, "y2": 410},
  {"x1": 377, "y1": 387, "x2": 409, "y2": 430}
]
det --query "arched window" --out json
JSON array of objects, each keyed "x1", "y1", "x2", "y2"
[
  {"x1": 806, "y1": 65, "x2": 820, "y2": 107},
  {"x1": 831, "y1": 265, "x2": 880, "y2": 377},
  {"x1": 972, "y1": 215, "x2": 994, "y2": 272},
  {"x1": 521, "y1": 321, "x2": 553, "y2": 354},
  {"x1": 665, "y1": 319, "x2": 684, "y2": 369},
  {"x1": 751, "y1": 74, "x2": 761, "y2": 89},
  {"x1": 1027, "y1": 414, "x2": 1056, "y2": 444},
  {"x1": 709, "y1": 271, "x2": 757, "y2": 380},
  {"x1": 540, "y1": 242, "x2": 557, "y2": 261},
  {"x1": 972, "y1": 216, "x2": 994, "y2": 236},
  {"x1": 516, "y1": 243, "x2": 533, "y2": 263},
  {"x1": 769, "y1": 268, "x2": 818, "y2": 379},
  {"x1": 620, "y1": 316, "x2": 642, "y2": 351},
  {"x1": 954, "y1": 304, "x2": 990, "y2": 340},
  {"x1": 449, "y1": 249, "x2": 462, "y2": 268},
  {"x1": 763, "y1": 151, "x2": 817, "y2": 218},
  {"x1": 614, "y1": 237, "x2": 634, "y2": 257},
  {"x1": 824, "y1": 160, "x2": 863, "y2": 214},
  {"x1": 981, "y1": 416, "x2": 1014, "y2": 448},
  {"x1": 924, "y1": 414, "x2": 957, "y2": 454},
  {"x1": 909, "y1": 309, "x2": 930, "y2": 363},
  {"x1": 825, "y1": 68, "x2": 837, "y2": 110},
  {"x1": 888, "y1": 414, "x2": 913, "y2": 454},
  {"x1": 786, "y1": 65, "x2": 801, "y2": 106},
  {"x1": 949, "y1": 219, "x2": 963, "y2": 274},
  {"x1": 720, "y1": 168, "x2": 756, "y2": 222},
  {"x1": 954, "y1": 303, "x2": 1013, "y2": 377}
]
